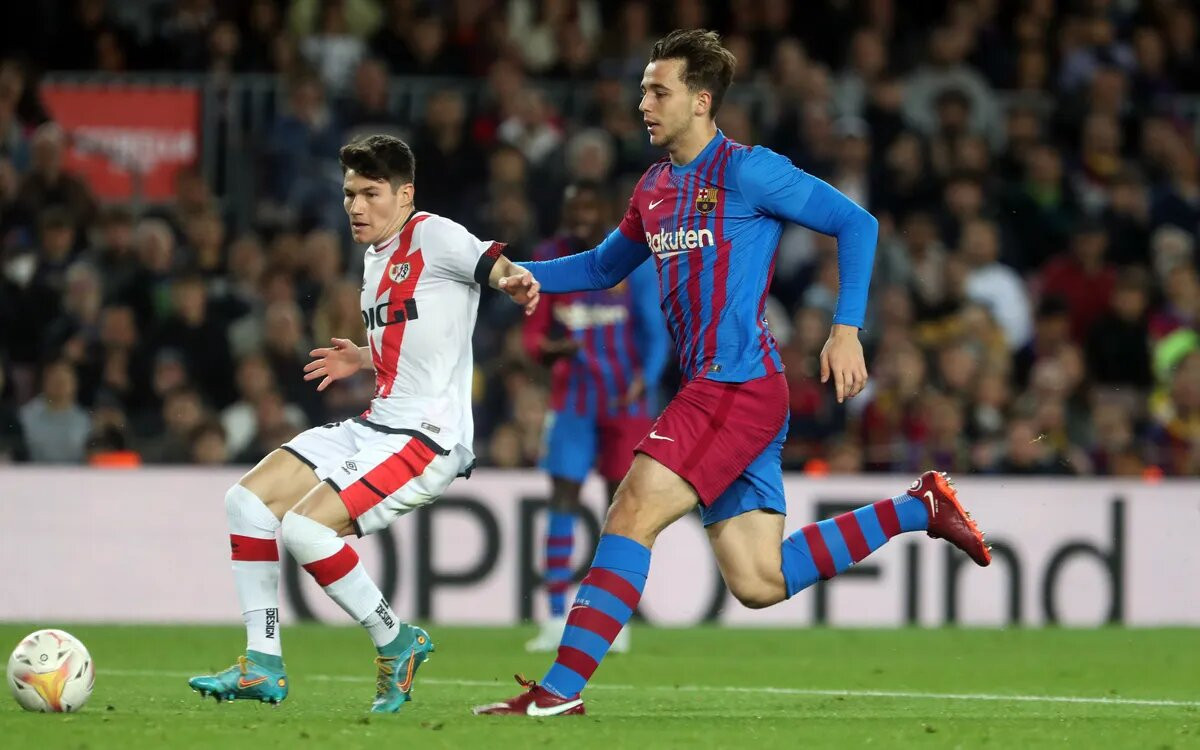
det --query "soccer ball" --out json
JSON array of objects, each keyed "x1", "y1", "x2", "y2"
[{"x1": 7, "y1": 629, "x2": 95, "y2": 712}]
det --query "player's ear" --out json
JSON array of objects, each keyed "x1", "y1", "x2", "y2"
[{"x1": 694, "y1": 89, "x2": 711, "y2": 118}]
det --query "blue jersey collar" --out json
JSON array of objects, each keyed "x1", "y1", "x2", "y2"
[{"x1": 671, "y1": 130, "x2": 725, "y2": 175}]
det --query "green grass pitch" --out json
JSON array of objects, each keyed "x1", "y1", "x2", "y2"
[{"x1": 2, "y1": 624, "x2": 1197, "y2": 749}]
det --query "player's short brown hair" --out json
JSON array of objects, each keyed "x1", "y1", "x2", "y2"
[
  {"x1": 339, "y1": 134, "x2": 415, "y2": 189},
  {"x1": 649, "y1": 29, "x2": 737, "y2": 118}
]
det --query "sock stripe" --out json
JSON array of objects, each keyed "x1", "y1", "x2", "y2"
[
  {"x1": 853, "y1": 505, "x2": 888, "y2": 550},
  {"x1": 546, "y1": 555, "x2": 571, "y2": 568},
  {"x1": 561, "y1": 624, "x2": 618, "y2": 663},
  {"x1": 818, "y1": 521, "x2": 853, "y2": 572},
  {"x1": 555, "y1": 646, "x2": 599, "y2": 682},
  {"x1": 547, "y1": 535, "x2": 573, "y2": 546},
  {"x1": 567, "y1": 606, "x2": 623, "y2": 643},
  {"x1": 802, "y1": 524, "x2": 836, "y2": 579},
  {"x1": 302, "y1": 544, "x2": 359, "y2": 587},
  {"x1": 580, "y1": 568, "x2": 642, "y2": 611},
  {"x1": 835, "y1": 514, "x2": 871, "y2": 562},
  {"x1": 874, "y1": 498, "x2": 902, "y2": 538},
  {"x1": 548, "y1": 582, "x2": 571, "y2": 593},
  {"x1": 230, "y1": 534, "x2": 278, "y2": 562}
]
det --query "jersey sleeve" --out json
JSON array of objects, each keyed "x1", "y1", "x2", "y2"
[
  {"x1": 423, "y1": 216, "x2": 506, "y2": 285},
  {"x1": 616, "y1": 170, "x2": 651, "y2": 243},
  {"x1": 735, "y1": 147, "x2": 879, "y2": 329}
]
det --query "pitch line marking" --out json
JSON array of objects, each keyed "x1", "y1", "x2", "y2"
[{"x1": 101, "y1": 669, "x2": 1200, "y2": 709}]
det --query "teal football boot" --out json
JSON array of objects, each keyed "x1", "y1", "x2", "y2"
[
  {"x1": 370, "y1": 627, "x2": 435, "y2": 713},
  {"x1": 188, "y1": 652, "x2": 288, "y2": 705}
]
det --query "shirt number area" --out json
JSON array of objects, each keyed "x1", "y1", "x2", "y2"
[{"x1": 362, "y1": 298, "x2": 420, "y2": 331}]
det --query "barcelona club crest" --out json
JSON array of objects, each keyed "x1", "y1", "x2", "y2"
[
  {"x1": 388, "y1": 262, "x2": 411, "y2": 282},
  {"x1": 695, "y1": 186, "x2": 719, "y2": 214}
]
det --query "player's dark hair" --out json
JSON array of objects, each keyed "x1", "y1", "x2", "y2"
[
  {"x1": 649, "y1": 29, "x2": 737, "y2": 118},
  {"x1": 339, "y1": 134, "x2": 415, "y2": 189}
]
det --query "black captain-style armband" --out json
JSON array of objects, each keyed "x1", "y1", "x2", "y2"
[{"x1": 473, "y1": 242, "x2": 507, "y2": 285}]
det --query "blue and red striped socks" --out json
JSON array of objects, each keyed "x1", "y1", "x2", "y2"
[
  {"x1": 544, "y1": 511, "x2": 577, "y2": 617},
  {"x1": 781, "y1": 494, "x2": 929, "y2": 596},
  {"x1": 542, "y1": 534, "x2": 649, "y2": 698}
]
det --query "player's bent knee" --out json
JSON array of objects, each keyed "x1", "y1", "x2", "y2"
[
  {"x1": 289, "y1": 483, "x2": 356, "y2": 537},
  {"x1": 726, "y1": 577, "x2": 785, "y2": 609}
]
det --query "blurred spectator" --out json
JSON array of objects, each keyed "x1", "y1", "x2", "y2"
[
  {"x1": 1148, "y1": 265, "x2": 1200, "y2": 342},
  {"x1": 1087, "y1": 268, "x2": 1153, "y2": 389},
  {"x1": 902, "y1": 25, "x2": 1000, "y2": 146},
  {"x1": 1146, "y1": 349, "x2": 1200, "y2": 476},
  {"x1": 155, "y1": 274, "x2": 236, "y2": 407},
  {"x1": 296, "y1": 0, "x2": 372, "y2": 92},
  {"x1": 261, "y1": 300, "x2": 322, "y2": 423},
  {"x1": 142, "y1": 385, "x2": 208, "y2": 463},
  {"x1": 266, "y1": 74, "x2": 343, "y2": 228},
  {"x1": 341, "y1": 58, "x2": 404, "y2": 141},
  {"x1": 1003, "y1": 143, "x2": 1078, "y2": 271},
  {"x1": 0, "y1": 357, "x2": 27, "y2": 461},
  {"x1": 190, "y1": 419, "x2": 230, "y2": 465},
  {"x1": 18, "y1": 360, "x2": 89, "y2": 463},
  {"x1": 412, "y1": 89, "x2": 485, "y2": 224},
  {"x1": 1039, "y1": 219, "x2": 1117, "y2": 342},
  {"x1": 961, "y1": 218, "x2": 1032, "y2": 350},
  {"x1": 221, "y1": 353, "x2": 306, "y2": 457},
  {"x1": 16, "y1": 124, "x2": 97, "y2": 231}
]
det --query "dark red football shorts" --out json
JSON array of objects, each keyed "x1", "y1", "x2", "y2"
[{"x1": 634, "y1": 372, "x2": 789, "y2": 505}]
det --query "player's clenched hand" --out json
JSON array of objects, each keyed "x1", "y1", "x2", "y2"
[
  {"x1": 820, "y1": 325, "x2": 868, "y2": 404},
  {"x1": 497, "y1": 270, "x2": 541, "y2": 316},
  {"x1": 304, "y1": 337, "x2": 362, "y2": 392}
]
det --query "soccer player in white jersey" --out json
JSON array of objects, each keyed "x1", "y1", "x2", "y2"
[{"x1": 188, "y1": 134, "x2": 541, "y2": 713}]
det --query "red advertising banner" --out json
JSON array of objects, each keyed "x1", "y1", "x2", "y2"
[{"x1": 39, "y1": 83, "x2": 200, "y2": 201}]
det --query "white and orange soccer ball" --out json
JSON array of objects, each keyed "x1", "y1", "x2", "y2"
[{"x1": 7, "y1": 629, "x2": 95, "y2": 712}]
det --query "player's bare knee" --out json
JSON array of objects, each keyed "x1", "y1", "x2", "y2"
[
  {"x1": 728, "y1": 579, "x2": 783, "y2": 609},
  {"x1": 604, "y1": 486, "x2": 665, "y2": 544}
]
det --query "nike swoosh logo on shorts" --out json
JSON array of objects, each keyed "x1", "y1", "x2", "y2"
[
  {"x1": 649, "y1": 431, "x2": 674, "y2": 441},
  {"x1": 648, "y1": 198, "x2": 665, "y2": 210},
  {"x1": 527, "y1": 698, "x2": 584, "y2": 716}
]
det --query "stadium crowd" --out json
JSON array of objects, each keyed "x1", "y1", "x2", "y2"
[{"x1": 0, "y1": 0, "x2": 1198, "y2": 476}]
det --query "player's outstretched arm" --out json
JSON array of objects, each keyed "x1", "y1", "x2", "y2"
[
  {"x1": 303, "y1": 337, "x2": 372, "y2": 391},
  {"x1": 517, "y1": 228, "x2": 650, "y2": 295}
]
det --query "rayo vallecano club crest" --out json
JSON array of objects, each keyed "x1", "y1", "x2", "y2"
[
  {"x1": 388, "y1": 262, "x2": 411, "y2": 282},
  {"x1": 695, "y1": 186, "x2": 719, "y2": 214}
]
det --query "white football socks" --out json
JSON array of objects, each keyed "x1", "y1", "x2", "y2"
[
  {"x1": 281, "y1": 511, "x2": 401, "y2": 649},
  {"x1": 226, "y1": 484, "x2": 283, "y2": 657}
]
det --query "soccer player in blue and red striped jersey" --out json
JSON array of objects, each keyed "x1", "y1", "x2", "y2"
[
  {"x1": 522, "y1": 182, "x2": 669, "y2": 654},
  {"x1": 475, "y1": 30, "x2": 992, "y2": 718}
]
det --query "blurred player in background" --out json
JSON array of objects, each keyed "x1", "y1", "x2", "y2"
[
  {"x1": 523, "y1": 181, "x2": 669, "y2": 654},
  {"x1": 476, "y1": 30, "x2": 991, "y2": 717},
  {"x1": 189, "y1": 134, "x2": 539, "y2": 713}
]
